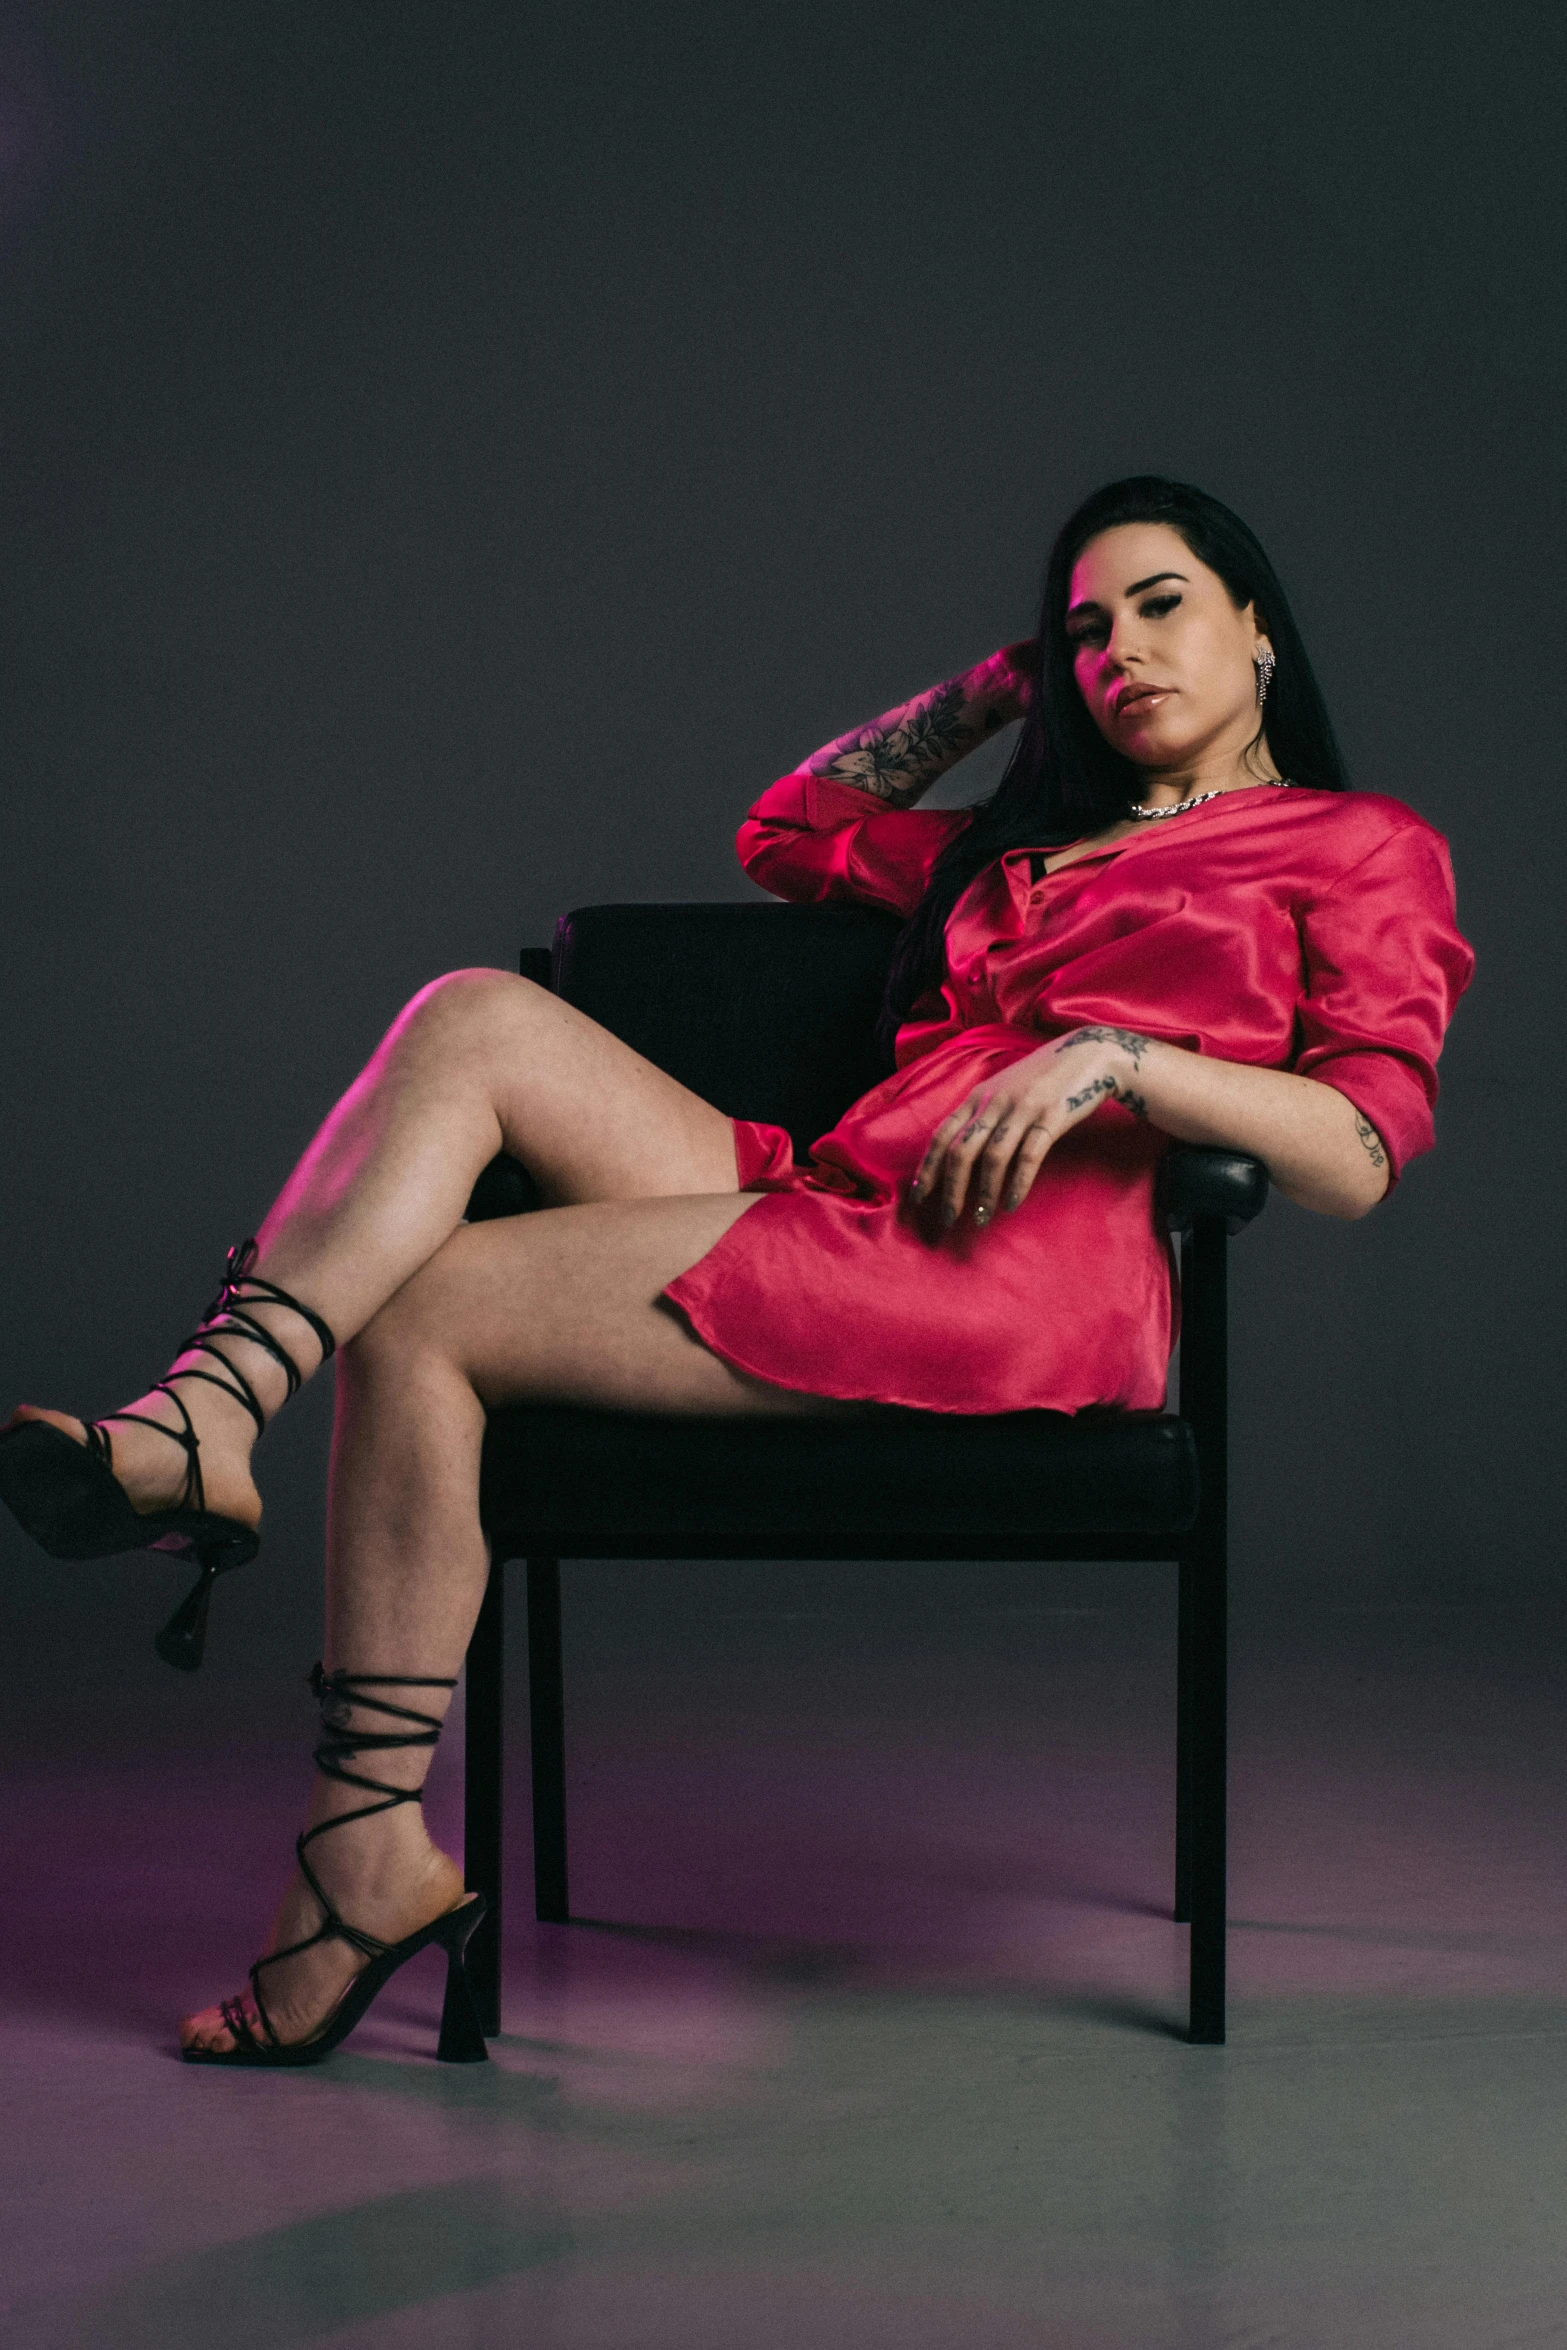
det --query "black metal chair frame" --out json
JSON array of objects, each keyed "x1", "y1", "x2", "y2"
[{"x1": 459, "y1": 905, "x2": 1267, "y2": 2046}]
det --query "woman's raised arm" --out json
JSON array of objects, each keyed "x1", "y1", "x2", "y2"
[
  {"x1": 804, "y1": 642, "x2": 1033, "y2": 804},
  {"x1": 738, "y1": 642, "x2": 1032, "y2": 916}
]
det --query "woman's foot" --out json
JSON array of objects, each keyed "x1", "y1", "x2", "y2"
[
  {"x1": 4, "y1": 1276, "x2": 331, "y2": 1536},
  {"x1": 178, "y1": 1805, "x2": 466, "y2": 2057},
  {"x1": 6, "y1": 1388, "x2": 262, "y2": 1535}
]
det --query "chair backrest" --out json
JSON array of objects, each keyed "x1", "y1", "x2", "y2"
[{"x1": 552, "y1": 902, "x2": 904, "y2": 1156}]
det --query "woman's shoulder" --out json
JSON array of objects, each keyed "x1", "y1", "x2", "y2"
[{"x1": 1274, "y1": 786, "x2": 1454, "y2": 877}]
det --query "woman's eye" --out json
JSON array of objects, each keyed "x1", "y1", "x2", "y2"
[
  {"x1": 1068, "y1": 625, "x2": 1106, "y2": 652},
  {"x1": 1140, "y1": 594, "x2": 1181, "y2": 619}
]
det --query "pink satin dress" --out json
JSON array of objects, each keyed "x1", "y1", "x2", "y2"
[{"x1": 663, "y1": 774, "x2": 1475, "y2": 1415}]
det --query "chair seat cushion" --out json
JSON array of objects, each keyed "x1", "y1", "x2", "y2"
[{"x1": 479, "y1": 1404, "x2": 1199, "y2": 1559}]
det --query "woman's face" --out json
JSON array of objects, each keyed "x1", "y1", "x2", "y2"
[{"x1": 1064, "y1": 522, "x2": 1273, "y2": 775}]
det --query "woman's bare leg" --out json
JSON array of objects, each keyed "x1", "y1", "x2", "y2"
[
  {"x1": 15, "y1": 970, "x2": 744, "y2": 1525},
  {"x1": 179, "y1": 1195, "x2": 836, "y2": 2055},
  {"x1": 14, "y1": 961, "x2": 823, "y2": 2056}
]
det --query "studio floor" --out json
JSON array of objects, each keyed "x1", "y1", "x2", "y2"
[{"x1": 4, "y1": 1559, "x2": 1566, "y2": 2349}]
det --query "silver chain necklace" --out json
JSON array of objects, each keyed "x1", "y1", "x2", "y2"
[{"x1": 1126, "y1": 778, "x2": 1296, "y2": 823}]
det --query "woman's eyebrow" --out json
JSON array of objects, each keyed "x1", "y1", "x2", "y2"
[{"x1": 1066, "y1": 569, "x2": 1188, "y2": 621}]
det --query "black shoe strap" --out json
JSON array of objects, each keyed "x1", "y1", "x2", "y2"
[
  {"x1": 90, "y1": 1241, "x2": 339, "y2": 1514},
  {"x1": 244, "y1": 1666, "x2": 459, "y2": 2046}
]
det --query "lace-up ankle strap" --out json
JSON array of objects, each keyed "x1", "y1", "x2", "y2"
[
  {"x1": 205, "y1": 1241, "x2": 337, "y2": 1377},
  {"x1": 238, "y1": 1666, "x2": 462, "y2": 2052},
  {"x1": 165, "y1": 1239, "x2": 338, "y2": 1445},
  {"x1": 307, "y1": 1665, "x2": 458, "y2": 1810},
  {"x1": 92, "y1": 1241, "x2": 340, "y2": 1524}
]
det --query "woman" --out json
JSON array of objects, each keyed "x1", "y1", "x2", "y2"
[{"x1": 0, "y1": 476, "x2": 1473, "y2": 2064}]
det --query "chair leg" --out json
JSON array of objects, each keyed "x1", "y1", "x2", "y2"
[
  {"x1": 1178, "y1": 1212, "x2": 1230, "y2": 2046},
  {"x1": 1183, "y1": 1525, "x2": 1227, "y2": 2045},
  {"x1": 463, "y1": 1561, "x2": 506, "y2": 2036},
  {"x1": 527, "y1": 1554, "x2": 570, "y2": 1922},
  {"x1": 1174, "y1": 1551, "x2": 1195, "y2": 1925}
]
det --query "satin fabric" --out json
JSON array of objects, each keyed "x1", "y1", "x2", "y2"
[{"x1": 664, "y1": 776, "x2": 1474, "y2": 1415}]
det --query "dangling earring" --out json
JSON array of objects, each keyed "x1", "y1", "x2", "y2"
[{"x1": 1254, "y1": 646, "x2": 1275, "y2": 707}]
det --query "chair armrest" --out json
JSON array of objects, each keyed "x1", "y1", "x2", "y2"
[{"x1": 1159, "y1": 1145, "x2": 1268, "y2": 1234}]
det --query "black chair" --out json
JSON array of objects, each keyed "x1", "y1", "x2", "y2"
[{"x1": 462, "y1": 903, "x2": 1267, "y2": 2045}]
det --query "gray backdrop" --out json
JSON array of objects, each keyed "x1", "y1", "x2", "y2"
[{"x1": 0, "y1": 2, "x2": 1558, "y2": 1719}]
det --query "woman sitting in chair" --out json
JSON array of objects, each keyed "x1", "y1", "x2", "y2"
[{"x1": 0, "y1": 475, "x2": 1472, "y2": 2065}]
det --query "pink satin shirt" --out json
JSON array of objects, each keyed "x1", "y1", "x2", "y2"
[{"x1": 663, "y1": 774, "x2": 1474, "y2": 1415}]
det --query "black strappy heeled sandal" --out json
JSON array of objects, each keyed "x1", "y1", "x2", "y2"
[
  {"x1": 0, "y1": 1239, "x2": 336, "y2": 1672},
  {"x1": 183, "y1": 1666, "x2": 489, "y2": 2068}
]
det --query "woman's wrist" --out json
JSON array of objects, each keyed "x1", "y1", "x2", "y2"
[
  {"x1": 1051, "y1": 1025, "x2": 1156, "y2": 1118},
  {"x1": 967, "y1": 641, "x2": 1034, "y2": 728}
]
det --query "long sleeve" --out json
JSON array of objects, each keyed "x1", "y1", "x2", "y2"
[
  {"x1": 737, "y1": 770, "x2": 971, "y2": 919},
  {"x1": 1293, "y1": 818, "x2": 1475, "y2": 1181}
]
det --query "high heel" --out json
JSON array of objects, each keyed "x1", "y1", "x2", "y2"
[
  {"x1": 184, "y1": 1666, "x2": 489, "y2": 2068},
  {"x1": 0, "y1": 1239, "x2": 335, "y2": 1671}
]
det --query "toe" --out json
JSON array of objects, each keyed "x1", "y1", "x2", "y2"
[
  {"x1": 8, "y1": 1406, "x2": 87, "y2": 1442},
  {"x1": 179, "y1": 2001, "x2": 238, "y2": 2057}
]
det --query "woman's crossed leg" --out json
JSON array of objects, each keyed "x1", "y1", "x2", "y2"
[{"x1": 6, "y1": 967, "x2": 822, "y2": 2055}]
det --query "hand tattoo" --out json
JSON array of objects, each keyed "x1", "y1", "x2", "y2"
[
  {"x1": 807, "y1": 676, "x2": 978, "y2": 802},
  {"x1": 1054, "y1": 1025, "x2": 1153, "y2": 1069},
  {"x1": 1354, "y1": 1112, "x2": 1387, "y2": 1170},
  {"x1": 1065, "y1": 1074, "x2": 1148, "y2": 1116}
]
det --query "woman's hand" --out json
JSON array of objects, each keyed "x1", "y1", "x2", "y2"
[
  {"x1": 910, "y1": 1023, "x2": 1394, "y2": 1226},
  {"x1": 912, "y1": 1027, "x2": 1151, "y2": 1227},
  {"x1": 981, "y1": 638, "x2": 1037, "y2": 727}
]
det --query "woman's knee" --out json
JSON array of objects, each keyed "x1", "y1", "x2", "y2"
[
  {"x1": 405, "y1": 966, "x2": 543, "y2": 1027},
  {"x1": 389, "y1": 967, "x2": 548, "y2": 1062},
  {"x1": 344, "y1": 1245, "x2": 467, "y2": 1373}
]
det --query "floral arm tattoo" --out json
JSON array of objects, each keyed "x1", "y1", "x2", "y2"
[
  {"x1": 805, "y1": 665, "x2": 1017, "y2": 804},
  {"x1": 1354, "y1": 1111, "x2": 1387, "y2": 1172}
]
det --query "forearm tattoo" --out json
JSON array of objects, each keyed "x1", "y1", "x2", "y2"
[
  {"x1": 806, "y1": 675, "x2": 982, "y2": 803},
  {"x1": 1054, "y1": 1026, "x2": 1153, "y2": 1070},
  {"x1": 1354, "y1": 1111, "x2": 1387, "y2": 1171}
]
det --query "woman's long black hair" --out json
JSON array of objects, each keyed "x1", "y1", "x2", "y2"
[{"x1": 881, "y1": 475, "x2": 1349, "y2": 1036}]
